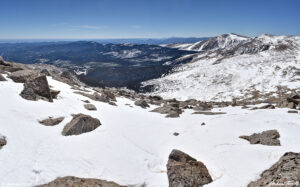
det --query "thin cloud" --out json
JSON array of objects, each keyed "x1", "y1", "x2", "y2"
[
  {"x1": 131, "y1": 25, "x2": 142, "y2": 29},
  {"x1": 71, "y1": 25, "x2": 108, "y2": 30}
]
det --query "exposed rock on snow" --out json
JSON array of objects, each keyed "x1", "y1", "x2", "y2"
[
  {"x1": 20, "y1": 75, "x2": 53, "y2": 102},
  {"x1": 239, "y1": 130, "x2": 281, "y2": 146},
  {"x1": 193, "y1": 111, "x2": 226, "y2": 115},
  {"x1": 167, "y1": 149, "x2": 212, "y2": 187},
  {"x1": 84, "y1": 104, "x2": 97, "y2": 111},
  {"x1": 150, "y1": 106, "x2": 182, "y2": 118},
  {"x1": 250, "y1": 104, "x2": 275, "y2": 110},
  {"x1": 8, "y1": 70, "x2": 39, "y2": 83},
  {"x1": 39, "y1": 117, "x2": 65, "y2": 126},
  {"x1": 248, "y1": 152, "x2": 300, "y2": 187},
  {"x1": 0, "y1": 74, "x2": 6, "y2": 81},
  {"x1": 50, "y1": 89, "x2": 60, "y2": 99},
  {"x1": 62, "y1": 114, "x2": 101, "y2": 136},
  {"x1": 74, "y1": 91, "x2": 116, "y2": 106},
  {"x1": 134, "y1": 99, "x2": 150, "y2": 109},
  {"x1": 288, "y1": 110, "x2": 298, "y2": 114},
  {"x1": 173, "y1": 132, "x2": 179, "y2": 136},
  {"x1": 82, "y1": 99, "x2": 90, "y2": 103},
  {"x1": 0, "y1": 135, "x2": 6, "y2": 149},
  {"x1": 38, "y1": 176, "x2": 127, "y2": 187}
]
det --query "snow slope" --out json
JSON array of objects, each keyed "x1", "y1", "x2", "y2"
[
  {"x1": 1, "y1": 74, "x2": 300, "y2": 186},
  {"x1": 143, "y1": 35, "x2": 300, "y2": 101},
  {"x1": 164, "y1": 33, "x2": 249, "y2": 52}
]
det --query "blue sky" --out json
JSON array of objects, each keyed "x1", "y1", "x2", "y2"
[{"x1": 1, "y1": 0, "x2": 300, "y2": 39}]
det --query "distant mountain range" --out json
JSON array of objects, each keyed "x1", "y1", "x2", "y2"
[
  {"x1": 0, "y1": 41, "x2": 196, "y2": 90},
  {"x1": 0, "y1": 37, "x2": 209, "y2": 45}
]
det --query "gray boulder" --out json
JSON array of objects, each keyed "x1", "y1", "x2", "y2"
[
  {"x1": 8, "y1": 70, "x2": 39, "y2": 83},
  {"x1": 62, "y1": 114, "x2": 101, "y2": 136},
  {"x1": 20, "y1": 75, "x2": 53, "y2": 102},
  {"x1": 84, "y1": 104, "x2": 97, "y2": 111},
  {"x1": 193, "y1": 111, "x2": 226, "y2": 115},
  {"x1": 151, "y1": 106, "x2": 183, "y2": 118},
  {"x1": 167, "y1": 149, "x2": 212, "y2": 187},
  {"x1": 239, "y1": 130, "x2": 281, "y2": 146},
  {"x1": 0, "y1": 136, "x2": 6, "y2": 149},
  {"x1": 248, "y1": 152, "x2": 300, "y2": 187},
  {"x1": 37, "y1": 176, "x2": 126, "y2": 187},
  {"x1": 134, "y1": 99, "x2": 150, "y2": 109},
  {"x1": 39, "y1": 117, "x2": 65, "y2": 126}
]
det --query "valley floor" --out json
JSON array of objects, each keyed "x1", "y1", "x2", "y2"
[{"x1": 1, "y1": 75, "x2": 300, "y2": 186}]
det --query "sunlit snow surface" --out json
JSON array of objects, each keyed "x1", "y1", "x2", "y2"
[
  {"x1": 1, "y1": 75, "x2": 300, "y2": 186},
  {"x1": 143, "y1": 35, "x2": 300, "y2": 101}
]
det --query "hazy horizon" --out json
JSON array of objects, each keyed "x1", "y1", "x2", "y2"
[{"x1": 1, "y1": 0, "x2": 300, "y2": 39}]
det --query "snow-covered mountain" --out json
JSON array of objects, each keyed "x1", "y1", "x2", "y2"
[
  {"x1": 1, "y1": 57, "x2": 300, "y2": 186},
  {"x1": 163, "y1": 33, "x2": 249, "y2": 52},
  {"x1": 143, "y1": 34, "x2": 300, "y2": 101}
]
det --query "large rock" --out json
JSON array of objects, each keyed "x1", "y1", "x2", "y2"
[
  {"x1": 239, "y1": 130, "x2": 280, "y2": 146},
  {"x1": 248, "y1": 152, "x2": 300, "y2": 187},
  {"x1": 8, "y1": 70, "x2": 39, "y2": 83},
  {"x1": 167, "y1": 149, "x2": 212, "y2": 187},
  {"x1": 37, "y1": 176, "x2": 126, "y2": 187},
  {"x1": 39, "y1": 117, "x2": 65, "y2": 126},
  {"x1": 134, "y1": 99, "x2": 150, "y2": 109},
  {"x1": 62, "y1": 114, "x2": 101, "y2": 136},
  {"x1": 151, "y1": 106, "x2": 183, "y2": 118},
  {"x1": 84, "y1": 104, "x2": 97, "y2": 111},
  {"x1": 20, "y1": 75, "x2": 53, "y2": 102},
  {"x1": 0, "y1": 135, "x2": 6, "y2": 149}
]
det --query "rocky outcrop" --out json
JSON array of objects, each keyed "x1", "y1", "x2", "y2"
[
  {"x1": 74, "y1": 91, "x2": 116, "y2": 106},
  {"x1": 167, "y1": 149, "x2": 212, "y2": 187},
  {"x1": 37, "y1": 176, "x2": 126, "y2": 187},
  {"x1": 20, "y1": 75, "x2": 53, "y2": 102},
  {"x1": 0, "y1": 136, "x2": 6, "y2": 149},
  {"x1": 239, "y1": 130, "x2": 281, "y2": 146},
  {"x1": 8, "y1": 70, "x2": 39, "y2": 83},
  {"x1": 277, "y1": 94, "x2": 300, "y2": 110},
  {"x1": 248, "y1": 152, "x2": 300, "y2": 187},
  {"x1": 134, "y1": 99, "x2": 150, "y2": 109},
  {"x1": 84, "y1": 104, "x2": 97, "y2": 111},
  {"x1": 62, "y1": 114, "x2": 101, "y2": 136},
  {"x1": 0, "y1": 74, "x2": 6, "y2": 81},
  {"x1": 39, "y1": 117, "x2": 65, "y2": 126},
  {"x1": 151, "y1": 106, "x2": 183, "y2": 118}
]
